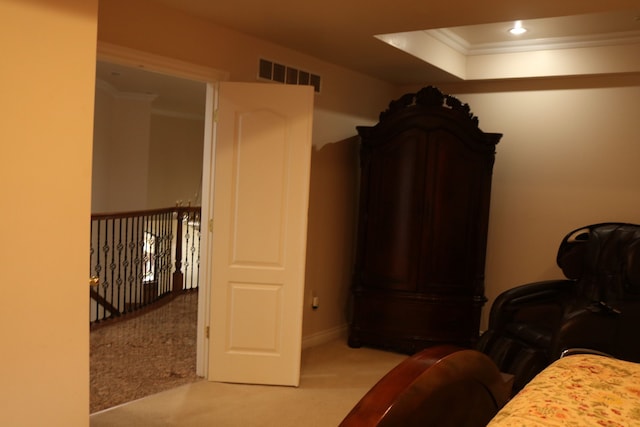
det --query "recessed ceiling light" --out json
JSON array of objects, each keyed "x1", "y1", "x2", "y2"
[{"x1": 509, "y1": 20, "x2": 527, "y2": 35}]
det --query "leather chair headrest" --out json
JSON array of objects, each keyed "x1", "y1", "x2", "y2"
[
  {"x1": 556, "y1": 226, "x2": 590, "y2": 280},
  {"x1": 556, "y1": 223, "x2": 640, "y2": 300}
]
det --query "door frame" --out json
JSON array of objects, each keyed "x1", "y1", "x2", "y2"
[{"x1": 96, "y1": 41, "x2": 228, "y2": 377}]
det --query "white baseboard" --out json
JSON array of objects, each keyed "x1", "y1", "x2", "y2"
[{"x1": 302, "y1": 324, "x2": 348, "y2": 349}]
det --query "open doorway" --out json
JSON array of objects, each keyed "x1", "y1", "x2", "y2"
[
  {"x1": 91, "y1": 45, "x2": 313, "y2": 411},
  {"x1": 90, "y1": 58, "x2": 209, "y2": 412}
]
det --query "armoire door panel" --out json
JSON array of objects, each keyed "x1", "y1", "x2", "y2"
[
  {"x1": 361, "y1": 130, "x2": 426, "y2": 291},
  {"x1": 422, "y1": 130, "x2": 492, "y2": 290}
]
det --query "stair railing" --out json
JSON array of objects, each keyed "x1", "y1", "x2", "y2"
[{"x1": 89, "y1": 206, "x2": 201, "y2": 325}]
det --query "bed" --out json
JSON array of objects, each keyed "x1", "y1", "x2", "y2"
[
  {"x1": 340, "y1": 346, "x2": 640, "y2": 426},
  {"x1": 488, "y1": 352, "x2": 640, "y2": 426}
]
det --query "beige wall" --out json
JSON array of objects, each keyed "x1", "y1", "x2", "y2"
[
  {"x1": 98, "y1": 0, "x2": 395, "y2": 341},
  {"x1": 433, "y1": 77, "x2": 640, "y2": 328},
  {"x1": 93, "y1": 84, "x2": 204, "y2": 212},
  {"x1": 0, "y1": 0, "x2": 97, "y2": 425},
  {"x1": 303, "y1": 137, "x2": 360, "y2": 339},
  {"x1": 108, "y1": 95, "x2": 154, "y2": 211},
  {"x1": 93, "y1": 86, "x2": 155, "y2": 212},
  {"x1": 92, "y1": 84, "x2": 114, "y2": 212},
  {"x1": 98, "y1": 0, "x2": 396, "y2": 146},
  {"x1": 148, "y1": 113, "x2": 205, "y2": 209},
  {"x1": 98, "y1": 0, "x2": 640, "y2": 340}
]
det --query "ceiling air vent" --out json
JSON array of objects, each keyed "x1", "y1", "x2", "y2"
[{"x1": 258, "y1": 58, "x2": 321, "y2": 93}]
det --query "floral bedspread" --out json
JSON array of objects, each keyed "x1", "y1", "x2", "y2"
[{"x1": 487, "y1": 354, "x2": 640, "y2": 426}]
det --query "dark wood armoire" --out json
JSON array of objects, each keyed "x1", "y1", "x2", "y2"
[{"x1": 348, "y1": 86, "x2": 502, "y2": 354}]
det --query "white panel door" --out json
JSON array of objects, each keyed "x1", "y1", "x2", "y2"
[{"x1": 209, "y1": 82, "x2": 313, "y2": 386}]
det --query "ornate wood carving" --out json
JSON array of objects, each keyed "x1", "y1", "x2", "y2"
[{"x1": 380, "y1": 86, "x2": 478, "y2": 127}]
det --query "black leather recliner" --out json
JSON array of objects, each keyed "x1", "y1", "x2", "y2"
[{"x1": 476, "y1": 222, "x2": 640, "y2": 392}]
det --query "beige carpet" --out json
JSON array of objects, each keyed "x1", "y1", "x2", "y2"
[
  {"x1": 91, "y1": 291, "x2": 200, "y2": 413},
  {"x1": 90, "y1": 339, "x2": 407, "y2": 426}
]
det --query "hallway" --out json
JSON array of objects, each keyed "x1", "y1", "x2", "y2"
[
  {"x1": 90, "y1": 291, "x2": 200, "y2": 413},
  {"x1": 90, "y1": 338, "x2": 407, "y2": 426}
]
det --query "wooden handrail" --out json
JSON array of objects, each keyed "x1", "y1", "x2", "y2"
[{"x1": 91, "y1": 206, "x2": 201, "y2": 221}]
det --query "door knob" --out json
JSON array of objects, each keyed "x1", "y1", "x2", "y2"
[{"x1": 89, "y1": 276, "x2": 100, "y2": 287}]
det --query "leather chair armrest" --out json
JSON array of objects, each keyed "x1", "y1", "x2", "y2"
[
  {"x1": 489, "y1": 280, "x2": 575, "y2": 331},
  {"x1": 550, "y1": 307, "x2": 619, "y2": 359}
]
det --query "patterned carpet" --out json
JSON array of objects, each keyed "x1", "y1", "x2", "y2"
[{"x1": 90, "y1": 291, "x2": 201, "y2": 413}]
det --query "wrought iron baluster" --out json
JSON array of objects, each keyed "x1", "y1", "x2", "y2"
[
  {"x1": 158, "y1": 212, "x2": 163, "y2": 295},
  {"x1": 124, "y1": 217, "x2": 132, "y2": 314},
  {"x1": 102, "y1": 219, "x2": 111, "y2": 318},
  {"x1": 95, "y1": 219, "x2": 102, "y2": 320},
  {"x1": 184, "y1": 218, "x2": 191, "y2": 290},
  {"x1": 116, "y1": 217, "x2": 124, "y2": 314},
  {"x1": 185, "y1": 211, "x2": 196, "y2": 290},
  {"x1": 152, "y1": 212, "x2": 159, "y2": 300},
  {"x1": 173, "y1": 209, "x2": 184, "y2": 293},
  {"x1": 90, "y1": 207, "x2": 202, "y2": 326},
  {"x1": 195, "y1": 210, "x2": 201, "y2": 289},
  {"x1": 133, "y1": 215, "x2": 141, "y2": 309},
  {"x1": 161, "y1": 211, "x2": 169, "y2": 295},
  {"x1": 172, "y1": 212, "x2": 177, "y2": 291},
  {"x1": 131, "y1": 215, "x2": 138, "y2": 311},
  {"x1": 90, "y1": 219, "x2": 96, "y2": 322},
  {"x1": 141, "y1": 214, "x2": 149, "y2": 305},
  {"x1": 157, "y1": 211, "x2": 163, "y2": 298},
  {"x1": 108, "y1": 218, "x2": 116, "y2": 315}
]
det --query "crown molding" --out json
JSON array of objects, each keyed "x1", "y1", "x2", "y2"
[
  {"x1": 151, "y1": 107, "x2": 205, "y2": 121},
  {"x1": 427, "y1": 28, "x2": 640, "y2": 56},
  {"x1": 95, "y1": 78, "x2": 158, "y2": 102},
  {"x1": 97, "y1": 42, "x2": 229, "y2": 82}
]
